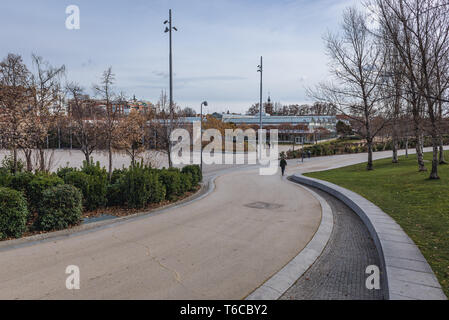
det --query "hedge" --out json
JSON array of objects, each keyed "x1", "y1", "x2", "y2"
[
  {"x1": 27, "y1": 175, "x2": 64, "y2": 211},
  {"x1": 181, "y1": 165, "x2": 202, "y2": 186},
  {"x1": 0, "y1": 187, "x2": 29, "y2": 240},
  {"x1": 35, "y1": 184, "x2": 83, "y2": 231}
]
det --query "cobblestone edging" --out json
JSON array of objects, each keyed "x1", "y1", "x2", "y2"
[
  {"x1": 291, "y1": 174, "x2": 447, "y2": 300},
  {"x1": 246, "y1": 183, "x2": 334, "y2": 300}
]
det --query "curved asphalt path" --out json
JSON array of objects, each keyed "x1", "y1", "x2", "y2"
[
  {"x1": 0, "y1": 165, "x2": 322, "y2": 300},
  {"x1": 0, "y1": 147, "x2": 437, "y2": 300}
]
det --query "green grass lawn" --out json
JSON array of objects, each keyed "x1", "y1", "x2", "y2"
[{"x1": 305, "y1": 151, "x2": 449, "y2": 297}]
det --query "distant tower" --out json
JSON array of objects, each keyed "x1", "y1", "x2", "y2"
[{"x1": 266, "y1": 94, "x2": 274, "y2": 115}]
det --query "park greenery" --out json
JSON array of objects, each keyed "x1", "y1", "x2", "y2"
[
  {"x1": 285, "y1": 135, "x2": 449, "y2": 159},
  {"x1": 306, "y1": 151, "x2": 449, "y2": 297},
  {"x1": 0, "y1": 157, "x2": 202, "y2": 240}
]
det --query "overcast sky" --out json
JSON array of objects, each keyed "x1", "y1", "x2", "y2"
[{"x1": 0, "y1": 0, "x2": 358, "y2": 114}]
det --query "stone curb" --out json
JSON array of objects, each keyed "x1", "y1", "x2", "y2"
[
  {"x1": 291, "y1": 174, "x2": 447, "y2": 301},
  {"x1": 0, "y1": 176, "x2": 217, "y2": 252},
  {"x1": 246, "y1": 181, "x2": 334, "y2": 300}
]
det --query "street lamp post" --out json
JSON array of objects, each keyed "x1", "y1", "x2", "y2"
[
  {"x1": 200, "y1": 101, "x2": 208, "y2": 173},
  {"x1": 257, "y1": 56, "x2": 263, "y2": 131},
  {"x1": 164, "y1": 9, "x2": 178, "y2": 168}
]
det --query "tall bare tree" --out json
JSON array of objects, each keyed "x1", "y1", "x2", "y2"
[
  {"x1": 114, "y1": 109, "x2": 146, "y2": 166},
  {"x1": 374, "y1": 0, "x2": 449, "y2": 179},
  {"x1": 311, "y1": 7, "x2": 388, "y2": 170},
  {"x1": 152, "y1": 90, "x2": 180, "y2": 168},
  {"x1": 66, "y1": 82, "x2": 101, "y2": 164},
  {"x1": 29, "y1": 54, "x2": 65, "y2": 172},
  {"x1": 93, "y1": 67, "x2": 120, "y2": 180},
  {"x1": 0, "y1": 53, "x2": 32, "y2": 173}
]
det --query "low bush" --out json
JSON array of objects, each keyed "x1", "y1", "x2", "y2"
[
  {"x1": 27, "y1": 175, "x2": 64, "y2": 211},
  {"x1": 56, "y1": 167, "x2": 77, "y2": 180},
  {"x1": 64, "y1": 171, "x2": 90, "y2": 208},
  {"x1": 181, "y1": 165, "x2": 202, "y2": 186},
  {"x1": 159, "y1": 169, "x2": 182, "y2": 200},
  {"x1": 35, "y1": 184, "x2": 83, "y2": 231},
  {"x1": 0, "y1": 168, "x2": 12, "y2": 188},
  {"x1": 0, "y1": 187, "x2": 29, "y2": 240},
  {"x1": 80, "y1": 161, "x2": 108, "y2": 211},
  {"x1": 180, "y1": 172, "x2": 193, "y2": 193},
  {"x1": 115, "y1": 165, "x2": 167, "y2": 209},
  {"x1": 9, "y1": 172, "x2": 34, "y2": 194},
  {"x1": 147, "y1": 172, "x2": 166, "y2": 204}
]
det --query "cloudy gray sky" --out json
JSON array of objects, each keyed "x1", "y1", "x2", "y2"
[{"x1": 0, "y1": 0, "x2": 358, "y2": 113}]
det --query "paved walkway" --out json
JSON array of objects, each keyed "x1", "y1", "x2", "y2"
[
  {"x1": 0, "y1": 167, "x2": 321, "y2": 299},
  {"x1": 281, "y1": 187, "x2": 386, "y2": 300},
  {"x1": 0, "y1": 147, "x2": 438, "y2": 299}
]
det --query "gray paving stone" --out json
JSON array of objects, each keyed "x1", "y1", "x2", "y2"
[
  {"x1": 385, "y1": 257, "x2": 433, "y2": 273},
  {"x1": 387, "y1": 266, "x2": 441, "y2": 288},
  {"x1": 281, "y1": 188, "x2": 386, "y2": 300},
  {"x1": 294, "y1": 174, "x2": 446, "y2": 300},
  {"x1": 389, "y1": 279, "x2": 447, "y2": 300}
]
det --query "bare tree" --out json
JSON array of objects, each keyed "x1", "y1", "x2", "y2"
[
  {"x1": 114, "y1": 109, "x2": 146, "y2": 166},
  {"x1": 0, "y1": 53, "x2": 32, "y2": 173},
  {"x1": 93, "y1": 67, "x2": 120, "y2": 180},
  {"x1": 311, "y1": 7, "x2": 388, "y2": 170},
  {"x1": 66, "y1": 82, "x2": 101, "y2": 164},
  {"x1": 29, "y1": 54, "x2": 66, "y2": 172},
  {"x1": 374, "y1": 0, "x2": 449, "y2": 179},
  {"x1": 152, "y1": 90, "x2": 180, "y2": 168}
]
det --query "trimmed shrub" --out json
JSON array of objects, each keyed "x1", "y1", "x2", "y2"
[
  {"x1": 56, "y1": 167, "x2": 77, "y2": 180},
  {"x1": 9, "y1": 172, "x2": 34, "y2": 194},
  {"x1": 181, "y1": 165, "x2": 202, "y2": 186},
  {"x1": 64, "y1": 171, "x2": 90, "y2": 208},
  {"x1": 120, "y1": 165, "x2": 152, "y2": 209},
  {"x1": 27, "y1": 175, "x2": 64, "y2": 211},
  {"x1": 159, "y1": 169, "x2": 181, "y2": 200},
  {"x1": 0, "y1": 187, "x2": 29, "y2": 240},
  {"x1": 107, "y1": 182, "x2": 125, "y2": 207},
  {"x1": 0, "y1": 168, "x2": 12, "y2": 188},
  {"x1": 35, "y1": 184, "x2": 83, "y2": 231},
  {"x1": 80, "y1": 161, "x2": 108, "y2": 211},
  {"x1": 180, "y1": 172, "x2": 193, "y2": 193},
  {"x1": 147, "y1": 172, "x2": 166, "y2": 204}
]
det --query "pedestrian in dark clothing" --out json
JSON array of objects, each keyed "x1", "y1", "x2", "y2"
[
  {"x1": 280, "y1": 158, "x2": 287, "y2": 176},
  {"x1": 307, "y1": 151, "x2": 311, "y2": 159}
]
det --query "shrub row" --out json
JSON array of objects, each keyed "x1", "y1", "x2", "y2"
[
  {"x1": 285, "y1": 135, "x2": 449, "y2": 159},
  {"x1": 0, "y1": 162, "x2": 203, "y2": 239}
]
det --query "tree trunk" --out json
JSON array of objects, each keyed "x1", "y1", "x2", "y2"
[
  {"x1": 13, "y1": 147, "x2": 18, "y2": 173},
  {"x1": 108, "y1": 141, "x2": 113, "y2": 181},
  {"x1": 39, "y1": 147, "x2": 45, "y2": 172},
  {"x1": 415, "y1": 127, "x2": 427, "y2": 172},
  {"x1": 367, "y1": 139, "x2": 374, "y2": 171},
  {"x1": 405, "y1": 137, "x2": 409, "y2": 158},
  {"x1": 439, "y1": 138, "x2": 446, "y2": 164},
  {"x1": 429, "y1": 135, "x2": 439, "y2": 180},
  {"x1": 23, "y1": 150, "x2": 32, "y2": 172},
  {"x1": 392, "y1": 128, "x2": 398, "y2": 164}
]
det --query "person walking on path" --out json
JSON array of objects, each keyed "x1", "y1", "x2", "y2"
[{"x1": 280, "y1": 157, "x2": 287, "y2": 176}]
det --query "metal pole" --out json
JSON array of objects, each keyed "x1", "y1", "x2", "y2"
[
  {"x1": 200, "y1": 102, "x2": 203, "y2": 173},
  {"x1": 259, "y1": 56, "x2": 263, "y2": 131},
  {"x1": 168, "y1": 9, "x2": 174, "y2": 168}
]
